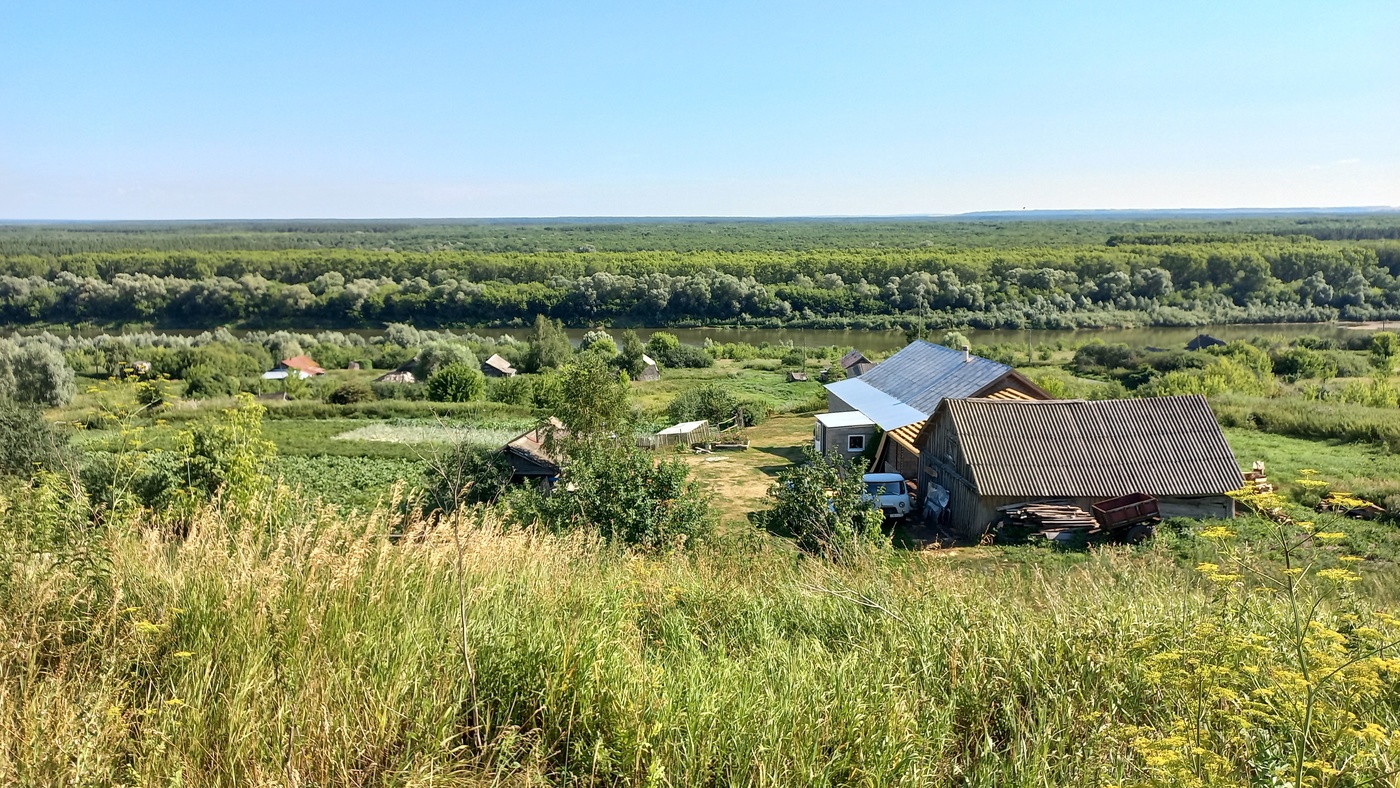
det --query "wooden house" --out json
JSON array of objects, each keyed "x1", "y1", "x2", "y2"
[
  {"x1": 482, "y1": 353, "x2": 517, "y2": 378},
  {"x1": 501, "y1": 418, "x2": 566, "y2": 487},
  {"x1": 915, "y1": 394, "x2": 1244, "y2": 540},
  {"x1": 1186, "y1": 334, "x2": 1228, "y2": 351},
  {"x1": 823, "y1": 340, "x2": 1049, "y2": 477},
  {"x1": 838, "y1": 350, "x2": 874, "y2": 378},
  {"x1": 374, "y1": 362, "x2": 417, "y2": 384}
]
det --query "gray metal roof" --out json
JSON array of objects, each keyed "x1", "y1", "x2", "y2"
[
  {"x1": 941, "y1": 394, "x2": 1244, "y2": 498},
  {"x1": 827, "y1": 340, "x2": 1016, "y2": 419}
]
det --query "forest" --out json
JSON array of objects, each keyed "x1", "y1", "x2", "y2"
[{"x1": 0, "y1": 215, "x2": 1398, "y2": 329}]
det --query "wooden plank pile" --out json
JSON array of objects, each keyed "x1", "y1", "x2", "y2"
[{"x1": 999, "y1": 501, "x2": 1097, "y2": 531}]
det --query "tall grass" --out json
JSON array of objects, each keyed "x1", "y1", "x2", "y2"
[
  {"x1": 1212, "y1": 394, "x2": 1400, "y2": 451},
  {"x1": 2, "y1": 488, "x2": 1397, "y2": 785}
]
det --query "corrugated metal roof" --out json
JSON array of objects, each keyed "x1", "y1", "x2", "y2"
[
  {"x1": 827, "y1": 340, "x2": 1016, "y2": 420},
  {"x1": 886, "y1": 420, "x2": 925, "y2": 454},
  {"x1": 941, "y1": 394, "x2": 1244, "y2": 498}
]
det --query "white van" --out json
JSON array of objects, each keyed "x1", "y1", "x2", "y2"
[{"x1": 862, "y1": 473, "x2": 912, "y2": 520}]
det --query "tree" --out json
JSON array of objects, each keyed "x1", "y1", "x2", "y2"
[
  {"x1": 1370, "y1": 332, "x2": 1399, "y2": 375},
  {"x1": 515, "y1": 438, "x2": 713, "y2": 550},
  {"x1": 327, "y1": 382, "x2": 375, "y2": 405},
  {"x1": 579, "y1": 329, "x2": 617, "y2": 357},
  {"x1": 525, "y1": 315, "x2": 572, "y2": 372},
  {"x1": 940, "y1": 330, "x2": 970, "y2": 350},
  {"x1": 414, "y1": 341, "x2": 477, "y2": 380},
  {"x1": 0, "y1": 340, "x2": 77, "y2": 406},
  {"x1": 765, "y1": 447, "x2": 886, "y2": 564},
  {"x1": 616, "y1": 330, "x2": 648, "y2": 378},
  {"x1": 552, "y1": 354, "x2": 633, "y2": 437},
  {"x1": 176, "y1": 394, "x2": 276, "y2": 507},
  {"x1": 427, "y1": 363, "x2": 485, "y2": 403},
  {"x1": 0, "y1": 400, "x2": 72, "y2": 477}
]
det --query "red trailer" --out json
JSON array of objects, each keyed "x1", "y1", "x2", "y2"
[{"x1": 1091, "y1": 492, "x2": 1160, "y2": 543}]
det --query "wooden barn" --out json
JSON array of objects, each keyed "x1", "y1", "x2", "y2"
[
  {"x1": 501, "y1": 418, "x2": 566, "y2": 488},
  {"x1": 482, "y1": 353, "x2": 517, "y2": 377},
  {"x1": 838, "y1": 350, "x2": 875, "y2": 378},
  {"x1": 914, "y1": 394, "x2": 1245, "y2": 540},
  {"x1": 635, "y1": 354, "x2": 661, "y2": 382},
  {"x1": 823, "y1": 340, "x2": 1050, "y2": 478}
]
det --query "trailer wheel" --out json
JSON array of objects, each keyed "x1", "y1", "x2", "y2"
[{"x1": 1124, "y1": 524, "x2": 1156, "y2": 545}]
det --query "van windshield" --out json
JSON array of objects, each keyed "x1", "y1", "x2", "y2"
[{"x1": 865, "y1": 482, "x2": 896, "y2": 497}]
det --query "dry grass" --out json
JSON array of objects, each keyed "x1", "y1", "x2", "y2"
[{"x1": 676, "y1": 416, "x2": 813, "y2": 528}]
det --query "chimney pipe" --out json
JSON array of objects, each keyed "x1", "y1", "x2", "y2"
[{"x1": 963, "y1": 344, "x2": 971, "y2": 362}]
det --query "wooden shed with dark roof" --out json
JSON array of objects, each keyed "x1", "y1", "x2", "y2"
[
  {"x1": 915, "y1": 394, "x2": 1244, "y2": 539},
  {"x1": 501, "y1": 417, "x2": 566, "y2": 487}
]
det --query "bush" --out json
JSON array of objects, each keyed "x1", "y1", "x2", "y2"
[
  {"x1": 763, "y1": 446, "x2": 886, "y2": 563},
  {"x1": 486, "y1": 374, "x2": 535, "y2": 406},
  {"x1": 1272, "y1": 348, "x2": 1338, "y2": 381},
  {"x1": 427, "y1": 363, "x2": 486, "y2": 403},
  {"x1": 371, "y1": 381, "x2": 429, "y2": 401},
  {"x1": 510, "y1": 438, "x2": 713, "y2": 549},
  {"x1": 414, "y1": 342, "x2": 478, "y2": 381},
  {"x1": 667, "y1": 383, "x2": 768, "y2": 427},
  {"x1": 327, "y1": 382, "x2": 375, "y2": 405},
  {"x1": 0, "y1": 400, "x2": 72, "y2": 477},
  {"x1": 1072, "y1": 341, "x2": 1139, "y2": 373},
  {"x1": 183, "y1": 364, "x2": 242, "y2": 399}
]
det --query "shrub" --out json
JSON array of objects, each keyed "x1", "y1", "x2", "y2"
[
  {"x1": 427, "y1": 363, "x2": 486, "y2": 403},
  {"x1": 1272, "y1": 348, "x2": 1338, "y2": 381},
  {"x1": 0, "y1": 400, "x2": 72, "y2": 477},
  {"x1": 511, "y1": 438, "x2": 713, "y2": 549},
  {"x1": 371, "y1": 381, "x2": 429, "y2": 401},
  {"x1": 414, "y1": 342, "x2": 478, "y2": 381},
  {"x1": 1072, "y1": 341, "x2": 1139, "y2": 373},
  {"x1": 183, "y1": 364, "x2": 242, "y2": 399},
  {"x1": 486, "y1": 374, "x2": 534, "y2": 406},
  {"x1": 666, "y1": 383, "x2": 767, "y2": 427},
  {"x1": 327, "y1": 382, "x2": 375, "y2": 405},
  {"x1": 763, "y1": 446, "x2": 886, "y2": 563}
]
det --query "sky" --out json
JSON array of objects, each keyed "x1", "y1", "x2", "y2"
[{"x1": 1, "y1": 0, "x2": 1397, "y2": 219}]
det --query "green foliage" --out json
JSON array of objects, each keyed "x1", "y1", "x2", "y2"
[
  {"x1": 616, "y1": 330, "x2": 649, "y2": 378},
  {"x1": 550, "y1": 355, "x2": 634, "y2": 437},
  {"x1": 326, "y1": 382, "x2": 375, "y2": 405},
  {"x1": 413, "y1": 341, "x2": 477, "y2": 380},
  {"x1": 765, "y1": 446, "x2": 887, "y2": 563},
  {"x1": 484, "y1": 374, "x2": 534, "y2": 406},
  {"x1": 1273, "y1": 347, "x2": 1339, "y2": 381},
  {"x1": 422, "y1": 443, "x2": 513, "y2": 512},
  {"x1": 1142, "y1": 356, "x2": 1274, "y2": 397},
  {"x1": 1370, "y1": 331, "x2": 1399, "y2": 374},
  {"x1": 1211, "y1": 394, "x2": 1400, "y2": 451},
  {"x1": 666, "y1": 383, "x2": 767, "y2": 428},
  {"x1": 426, "y1": 362, "x2": 485, "y2": 403},
  {"x1": 274, "y1": 455, "x2": 424, "y2": 509},
  {"x1": 0, "y1": 400, "x2": 71, "y2": 477},
  {"x1": 578, "y1": 329, "x2": 617, "y2": 357},
  {"x1": 175, "y1": 394, "x2": 277, "y2": 508},
  {"x1": 512, "y1": 438, "x2": 713, "y2": 549},
  {"x1": 647, "y1": 331, "x2": 713, "y2": 368},
  {"x1": 0, "y1": 339, "x2": 77, "y2": 406},
  {"x1": 525, "y1": 314, "x2": 572, "y2": 372}
]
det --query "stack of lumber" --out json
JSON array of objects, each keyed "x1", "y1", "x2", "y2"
[{"x1": 999, "y1": 501, "x2": 1097, "y2": 530}]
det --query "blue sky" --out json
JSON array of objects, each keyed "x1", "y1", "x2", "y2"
[{"x1": 2, "y1": 0, "x2": 1396, "y2": 219}]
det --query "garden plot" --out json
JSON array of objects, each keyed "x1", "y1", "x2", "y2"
[{"x1": 333, "y1": 423, "x2": 522, "y2": 447}]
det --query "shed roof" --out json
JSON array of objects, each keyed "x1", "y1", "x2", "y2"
[
  {"x1": 280, "y1": 355, "x2": 325, "y2": 375},
  {"x1": 503, "y1": 417, "x2": 566, "y2": 475},
  {"x1": 641, "y1": 354, "x2": 657, "y2": 367},
  {"x1": 817, "y1": 411, "x2": 876, "y2": 429},
  {"x1": 838, "y1": 350, "x2": 870, "y2": 369},
  {"x1": 826, "y1": 340, "x2": 1031, "y2": 429},
  {"x1": 932, "y1": 394, "x2": 1244, "y2": 499},
  {"x1": 658, "y1": 420, "x2": 708, "y2": 436},
  {"x1": 483, "y1": 353, "x2": 517, "y2": 375}
]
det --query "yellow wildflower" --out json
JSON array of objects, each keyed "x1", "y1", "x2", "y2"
[
  {"x1": 1315, "y1": 568, "x2": 1362, "y2": 584},
  {"x1": 1314, "y1": 532, "x2": 1347, "y2": 542},
  {"x1": 1199, "y1": 526, "x2": 1235, "y2": 539}
]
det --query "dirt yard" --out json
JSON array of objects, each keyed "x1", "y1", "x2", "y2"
[{"x1": 677, "y1": 415, "x2": 813, "y2": 528}]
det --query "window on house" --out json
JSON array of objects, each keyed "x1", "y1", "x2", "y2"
[{"x1": 848, "y1": 434, "x2": 865, "y2": 452}]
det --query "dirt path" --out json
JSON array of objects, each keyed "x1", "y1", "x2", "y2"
[{"x1": 678, "y1": 416, "x2": 812, "y2": 529}]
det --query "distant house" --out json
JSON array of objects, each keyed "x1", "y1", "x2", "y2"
[
  {"x1": 501, "y1": 418, "x2": 566, "y2": 487},
  {"x1": 915, "y1": 394, "x2": 1245, "y2": 540},
  {"x1": 635, "y1": 354, "x2": 661, "y2": 382},
  {"x1": 262, "y1": 355, "x2": 326, "y2": 380},
  {"x1": 1186, "y1": 334, "x2": 1227, "y2": 351},
  {"x1": 482, "y1": 353, "x2": 517, "y2": 378},
  {"x1": 374, "y1": 362, "x2": 417, "y2": 385},
  {"x1": 819, "y1": 340, "x2": 1048, "y2": 466},
  {"x1": 838, "y1": 350, "x2": 873, "y2": 378}
]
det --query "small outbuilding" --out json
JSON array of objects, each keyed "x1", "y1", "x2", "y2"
[
  {"x1": 501, "y1": 418, "x2": 566, "y2": 488},
  {"x1": 374, "y1": 363, "x2": 417, "y2": 385},
  {"x1": 787, "y1": 371, "x2": 809, "y2": 382},
  {"x1": 838, "y1": 350, "x2": 873, "y2": 378},
  {"x1": 1186, "y1": 334, "x2": 1227, "y2": 351},
  {"x1": 644, "y1": 420, "x2": 713, "y2": 450},
  {"x1": 915, "y1": 394, "x2": 1245, "y2": 540},
  {"x1": 482, "y1": 353, "x2": 517, "y2": 378},
  {"x1": 263, "y1": 355, "x2": 326, "y2": 380},
  {"x1": 814, "y1": 411, "x2": 877, "y2": 459},
  {"x1": 635, "y1": 354, "x2": 661, "y2": 382}
]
